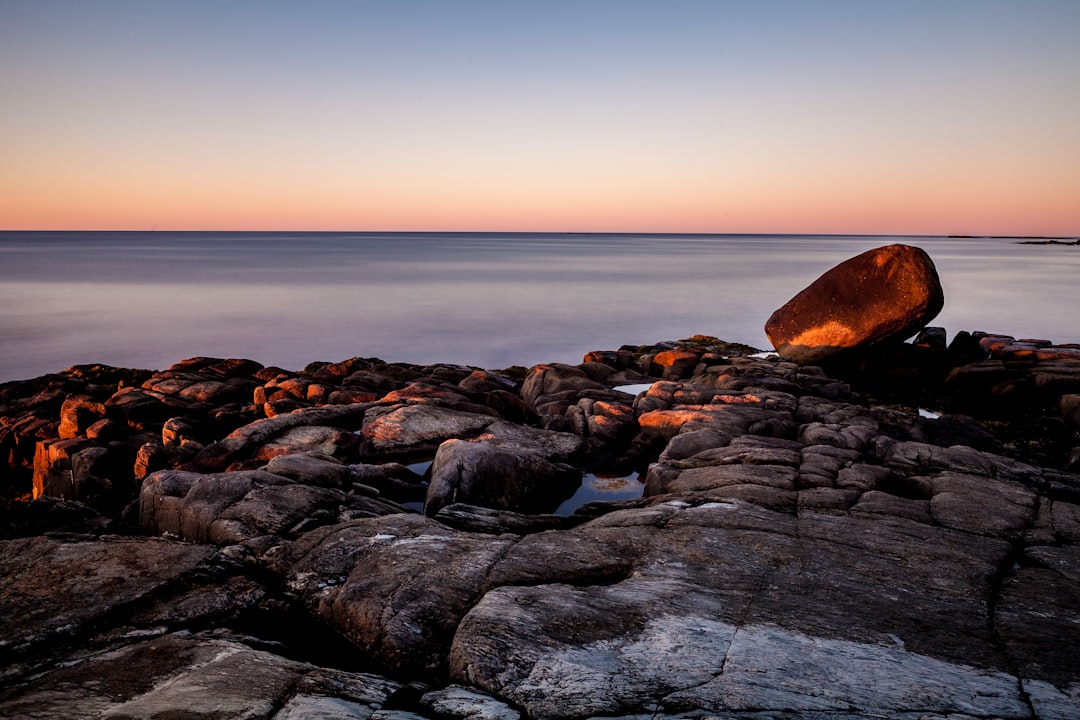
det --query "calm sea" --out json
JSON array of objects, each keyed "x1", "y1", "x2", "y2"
[{"x1": 1, "y1": 232, "x2": 1077, "y2": 383}]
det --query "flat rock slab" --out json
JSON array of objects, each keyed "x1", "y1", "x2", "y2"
[
  {"x1": 449, "y1": 500, "x2": 1074, "y2": 719},
  {"x1": 0, "y1": 536, "x2": 263, "y2": 665},
  {"x1": 139, "y1": 468, "x2": 403, "y2": 546},
  {"x1": 283, "y1": 513, "x2": 519, "y2": 676},
  {"x1": 0, "y1": 631, "x2": 401, "y2": 720},
  {"x1": 360, "y1": 405, "x2": 497, "y2": 454},
  {"x1": 765, "y1": 244, "x2": 944, "y2": 364}
]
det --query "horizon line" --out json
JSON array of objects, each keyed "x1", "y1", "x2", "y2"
[{"x1": 2, "y1": 228, "x2": 1078, "y2": 239}]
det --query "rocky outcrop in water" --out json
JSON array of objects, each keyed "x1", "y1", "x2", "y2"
[
  {"x1": 1, "y1": 331, "x2": 1079, "y2": 719},
  {"x1": 765, "y1": 244, "x2": 945, "y2": 364}
]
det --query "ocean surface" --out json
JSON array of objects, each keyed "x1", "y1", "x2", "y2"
[{"x1": 1, "y1": 232, "x2": 1078, "y2": 384}]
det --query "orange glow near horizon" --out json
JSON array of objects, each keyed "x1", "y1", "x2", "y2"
[
  {"x1": 4, "y1": 159, "x2": 1078, "y2": 236},
  {"x1": 2, "y1": 3, "x2": 1079, "y2": 237}
]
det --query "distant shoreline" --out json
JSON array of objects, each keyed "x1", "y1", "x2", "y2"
[
  {"x1": 1015, "y1": 238, "x2": 1080, "y2": 245},
  {"x1": 943, "y1": 234, "x2": 1080, "y2": 242}
]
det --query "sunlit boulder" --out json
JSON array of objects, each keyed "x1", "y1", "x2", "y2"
[{"x1": 765, "y1": 244, "x2": 944, "y2": 364}]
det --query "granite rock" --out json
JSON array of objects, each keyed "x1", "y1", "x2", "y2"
[
  {"x1": 425, "y1": 437, "x2": 580, "y2": 516},
  {"x1": 3, "y1": 340, "x2": 1080, "y2": 720},
  {"x1": 765, "y1": 244, "x2": 944, "y2": 364}
]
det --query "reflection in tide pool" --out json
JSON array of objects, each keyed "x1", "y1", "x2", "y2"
[
  {"x1": 613, "y1": 383, "x2": 656, "y2": 395},
  {"x1": 406, "y1": 460, "x2": 434, "y2": 478},
  {"x1": 555, "y1": 472, "x2": 646, "y2": 516}
]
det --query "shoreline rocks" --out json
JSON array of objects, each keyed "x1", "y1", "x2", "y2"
[{"x1": 1, "y1": 330, "x2": 1079, "y2": 719}]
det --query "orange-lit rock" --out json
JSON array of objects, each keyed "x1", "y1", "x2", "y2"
[
  {"x1": 360, "y1": 405, "x2": 496, "y2": 455},
  {"x1": 57, "y1": 395, "x2": 106, "y2": 439},
  {"x1": 765, "y1": 244, "x2": 944, "y2": 364},
  {"x1": 381, "y1": 382, "x2": 471, "y2": 405},
  {"x1": 254, "y1": 425, "x2": 358, "y2": 461},
  {"x1": 33, "y1": 437, "x2": 95, "y2": 499},
  {"x1": 650, "y1": 349, "x2": 702, "y2": 379},
  {"x1": 134, "y1": 440, "x2": 170, "y2": 479},
  {"x1": 581, "y1": 399, "x2": 635, "y2": 441},
  {"x1": 637, "y1": 406, "x2": 715, "y2": 438}
]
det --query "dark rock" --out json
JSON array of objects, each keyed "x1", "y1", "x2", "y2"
[
  {"x1": 929, "y1": 471, "x2": 1038, "y2": 537},
  {"x1": 448, "y1": 498, "x2": 1026, "y2": 718},
  {"x1": 520, "y1": 363, "x2": 612, "y2": 411},
  {"x1": 344, "y1": 362, "x2": 423, "y2": 393},
  {"x1": 309, "y1": 356, "x2": 379, "y2": 381},
  {"x1": 433, "y1": 503, "x2": 586, "y2": 535},
  {"x1": 914, "y1": 325, "x2": 948, "y2": 349},
  {"x1": 425, "y1": 438, "x2": 580, "y2": 516},
  {"x1": 161, "y1": 416, "x2": 205, "y2": 450},
  {"x1": 187, "y1": 401, "x2": 372, "y2": 471},
  {"x1": 948, "y1": 329, "x2": 984, "y2": 355},
  {"x1": 0, "y1": 631, "x2": 401, "y2": 719},
  {"x1": 765, "y1": 244, "x2": 944, "y2": 364},
  {"x1": 995, "y1": 545, "x2": 1080, "y2": 701},
  {"x1": 104, "y1": 387, "x2": 187, "y2": 429},
  {"x1": 264, "y1": 452, "x2": 355, "y2": 488},
  {"x1": 583, "y1": 349, "x2": 636, "y2": 369},
  {"x1": 264, "y1": 396, "x2": 309, "y2": 416},
  {"x1": 140, "y1": 469, "x2": 285, "y2": 543},
  {"x1": 0, "y1": 496, "x2": 106, "y2": 539},
  {"x1": 457, "y1": 369, "x2": 518, "y2": 395},
  {"x1": 568, "y1": 397, "x2": 636, "y2": 447},
  {"x1": 421, "y1": 684, "x2": 521, "y2": 720},
  {"x1": 326, "y1": 388, "x2": 381, "y2": 405},
  {"x1": 0, "y1": 535, "x2": 264, "y2": 663},
  {"x1": 283, "y1": 514, "x2": 518, "y2": 676},
  {"x1": 349, "y1": 461, "x2": 428, "y2": 503},
  {"x1": 577, "y1": 360, "x2": 616, "y2": 383},
  {"x1": 166, "y1": 356, "x2": 265, "y2": 378},
  {"x1": 477, "y1": 420, "x2": 584, "y2": 463},
  {"x1": 140, "y1": 468, "x2": 397, "y2": 545}
]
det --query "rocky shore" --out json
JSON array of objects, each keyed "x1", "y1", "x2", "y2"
[
  {"x1": 0, "y1": 325, "x2": 1078, "y2": 719},
  {"x1": 0, "y1": 244, "x2": 1076, "y2": 719}
]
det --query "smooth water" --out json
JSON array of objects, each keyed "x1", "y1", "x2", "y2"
[
  {"x1": 1, "y1": 232, "x2": 1078, "y2": 383},
  {"x1": 555, "y1": 472, "x2": 646, "y2": 515}
]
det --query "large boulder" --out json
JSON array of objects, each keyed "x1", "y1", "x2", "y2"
[{"x1": 765, "y1": 244, "x2": 944, "y2": 364}]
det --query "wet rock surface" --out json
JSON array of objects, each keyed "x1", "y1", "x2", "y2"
[{"x1": 1, "y1": 333, "x2": 1078, "y2": 719}]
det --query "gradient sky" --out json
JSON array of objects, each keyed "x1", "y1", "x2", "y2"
[{"x1": 2, "y1": 1, "x2": 1079, "y2": 235}]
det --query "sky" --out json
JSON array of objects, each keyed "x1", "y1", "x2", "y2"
[{"x1": 2, "y1": 0, "x2": 1079, "y2": 235}]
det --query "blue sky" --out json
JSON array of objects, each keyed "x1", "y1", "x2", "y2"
[{"x1": 2, "y1": 0, "x2": 1079, "y2": 233}]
